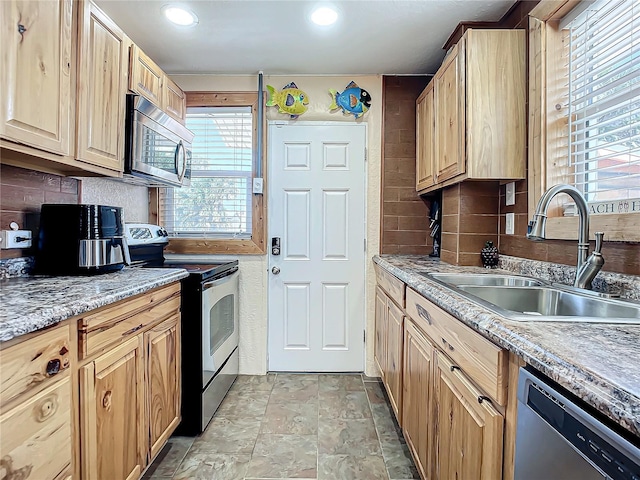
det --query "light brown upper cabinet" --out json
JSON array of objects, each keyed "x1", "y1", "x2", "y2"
[
  {"x1": 76, "y1": 0, "x2": 129, "y2": 172},
  {"x1": 435, "y1": 42, "x2": 465, "y2": 185},
  {"x1": 130, "y1": 44, "x2": 187, "y2": 124},
  {"x1": 129, "y1": 44, "x2": 163, "y2": 107},
  {"x1": 416, "y1": 29, "x2": 526, "y2": 194},
  {"x1": 162, "y1": 76, "x2": 187, "y2": 123},
  {"x1": 415, "y1": 83, "x2": 435, "y2": 191},
  {"x1": 0, "y1": 0, "x2": 73, "y2": 156}
]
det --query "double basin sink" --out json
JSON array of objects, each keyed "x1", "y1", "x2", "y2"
[{"x1": 420, "y1": 272, "x2": 640, "y2": 323}]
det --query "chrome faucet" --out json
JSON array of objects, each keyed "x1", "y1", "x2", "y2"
[{"x1": 527, "y1": 184, "x2": 605, "y2": 289}]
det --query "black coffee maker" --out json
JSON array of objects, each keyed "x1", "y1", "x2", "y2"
[{"x1": 35, "y1": 204, "x2": 131, "y2": 275}]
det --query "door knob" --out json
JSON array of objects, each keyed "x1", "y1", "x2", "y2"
[{"x1": 271, "y1": 266, "x2": 280, "y2": 275}]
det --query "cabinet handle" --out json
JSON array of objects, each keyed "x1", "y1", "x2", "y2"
[
  {"x1": 478, "y1": 395, "x2": 492, "y2": 404},
  {"x1": 122, "y1": 323, "x2": 144, "y2": 336},
  {"x1": 416, "y1": 305, "x2": 432, "y2": 324},
  {"x1": 450, "y1": 365, "x2": 460, "y2": 372},
  {"x1": 46, "y1": 359, "x2": 61, "y2": 376}
]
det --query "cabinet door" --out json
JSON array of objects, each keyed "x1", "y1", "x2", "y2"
[
  {"x1": 130, "y1": 44, "x2": 163, "y2": 106},
  {"x1": 80, "y1": 336, "x2": 145, "y2": 480},
  {"x1": 416, "y1": 83, "x2": 435, "y2": 191},
  {"x1": 434, "y1": 351, "x2": 503, "y2": 480},
  {"x1": 374, "y1": 286, "x2": 387, "y2": 380},
  {"x1": 146, "y1": 314, "x2": 181, "y2": 459},
  {"x1": 163, "y1": 75, "x2": 186, "y2": 123},
  {"x1": 435, "y1": 42, "x2": 466, "y2": 183},
  {"x1": 76, "y1": 0, "x2": 128, "y2": 171},
  {"x1": 402, "y1": 320, "x2": 433, "y2": 480},
  {"x1": 0, "y1": 377, "x2": 72, "y2": 480},
  {"x1": 0, "y1": 0, "x2": 72, "y2": 155},
  {"x1": 386, "y1": 299, "x2": 404, "y2": 424}
]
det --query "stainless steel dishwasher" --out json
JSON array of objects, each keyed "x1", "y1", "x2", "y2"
[{"x1": 514, "y1": 368, "x2": 640, "y2": 480}]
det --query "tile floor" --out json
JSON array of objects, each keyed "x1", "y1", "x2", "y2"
[{"x1": 143, "y1": 373, "x2": 420, "y2": 480}]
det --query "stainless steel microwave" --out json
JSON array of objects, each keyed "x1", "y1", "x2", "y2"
[{"x1": 124, "y1": 94, "x2": 195, "y2": 187}]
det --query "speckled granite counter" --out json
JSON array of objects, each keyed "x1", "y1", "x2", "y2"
[
  {"x1": 0, "y1": 267, "x2": 189, "y2": 342},
  {"x1": 374, "y1": 254, "x2": 640, "y2": 438}
]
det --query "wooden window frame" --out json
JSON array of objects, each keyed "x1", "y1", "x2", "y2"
[
  {"x1": 149, "y1": 92, "x2": 267, "y2": 254},
  {"x1": 528, "y1": 0, "x2": 640, "y2": 242}
]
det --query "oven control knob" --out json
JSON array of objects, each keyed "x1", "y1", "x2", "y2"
[{"x1": 271, "y1": 266, "x2": 280, "y2": 275}]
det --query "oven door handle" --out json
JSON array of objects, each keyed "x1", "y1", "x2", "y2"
[{"x1": 203, "y1": 274, "x2": 236, "y2": 290}]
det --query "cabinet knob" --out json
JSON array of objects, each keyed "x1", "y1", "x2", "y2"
[
  {"x1": 46, "y1": 359, "x2": 61, "y2": 376},
  {"x1": 17, "y1": 24, "x2": 26, "y2": 35},
  {"x1": 102, "y1": 390, "x2": 113, "y2": 410}
]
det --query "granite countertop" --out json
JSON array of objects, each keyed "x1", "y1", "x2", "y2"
[
  {"x1": 0, "y1": 267, "x2": 189, "y2": 343},
  {"x1": 374, "y1": 254, "x2": 640, "y2": 438}
]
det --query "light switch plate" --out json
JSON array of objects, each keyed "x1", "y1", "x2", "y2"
[
  {"x1": 252, "y1": 177, "x2": 264, "y2": 194},
  {"x1": 506, "y1": 182, "x2": 516, "y2": 206},
  {"x1": 505, "y1": 213, "x2": 515, "y2": 235}
]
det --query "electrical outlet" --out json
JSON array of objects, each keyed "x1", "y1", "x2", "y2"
[
  {"x1": 0, "y1": 230, "x2": 32, "y2": 249},
  {"x1": 253, "y1": 177, "x2": 264, "y2": 194},
  {"x1": 506, "y1": 182, "x2": 516, "y2": 206},
  {"x1": 505, "y1": 213, "x2": 515, "y2": 235}
]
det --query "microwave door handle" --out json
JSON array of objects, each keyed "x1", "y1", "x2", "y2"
[{"x1": 175, "y1": 140, "x2": 187, "y2": 182}]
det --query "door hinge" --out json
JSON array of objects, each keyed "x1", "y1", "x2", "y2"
[
  {"x1": 364, "y1": 238, "x2": 367, "y2": 252},
  {"x1": 364, "y1": 148, "x2": 368, "y2": 162},
  {"x1": 364, "y1": 330, "x2": 366, "y2": 343}
]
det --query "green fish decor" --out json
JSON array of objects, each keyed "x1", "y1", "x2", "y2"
[{"x1": 266, "y1": 82, "x2": 309, "y2": 119}]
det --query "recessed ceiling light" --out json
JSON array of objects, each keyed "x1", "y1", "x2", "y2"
[
  {"x1": 311, "y1": 7, "x2": 338, "y2": 26},
  {"x1": 163, "y1": 5, "x2": 198, "y2": 26}
]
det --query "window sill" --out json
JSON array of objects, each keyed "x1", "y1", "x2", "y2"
[
  {"x1": 545, "y1": 214, "x2": 640, "y2": 243},
  {"x1": 165, "y1": 237, "x2": 266, "y2": 255}
]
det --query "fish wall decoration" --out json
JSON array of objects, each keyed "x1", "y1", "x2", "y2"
[
  {"x1": 329, "y1": 81, "x2": 372, "y2": 118},
  {"x1": 266, "y1": 82, "x2": 309, "y2": 119}
]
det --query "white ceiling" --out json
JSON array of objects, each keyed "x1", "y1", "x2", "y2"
[{"x1": 95, "y1": 0, "x2": 517, "y2": 75}]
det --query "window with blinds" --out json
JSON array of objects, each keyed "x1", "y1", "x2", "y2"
[
  {"x1": 160, "y1": 106, "x2": 253, "y2": 237},
  {"x1": 566, "y1": 0, "x2": 640, "y2": 205}
]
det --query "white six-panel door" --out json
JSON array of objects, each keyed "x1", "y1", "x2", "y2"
[{"x1": 268, "y1": 123, "x2": 366, "y2": 372}]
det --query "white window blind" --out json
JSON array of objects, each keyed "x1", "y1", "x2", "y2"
[
  {"x1": 161, "y1": 106, "x2": 253, "y2": 237},
  {"x1": 567, "y1": 0, "x2": 640, "y2": 203}
]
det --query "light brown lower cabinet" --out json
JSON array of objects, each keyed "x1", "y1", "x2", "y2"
[
  {"x1": 79, "y1": 284, "x2": 182, "y2": 480},
  {"x1": 402, "y1": 319, "x2": 433, "y2": 480},
  {"x1": 0, "y1": 283, "x2": 182, "y2": 480},
  {"x1": 386, "y1": 299, "x2": 404, "y2": 422},
  {"x1": 374, "y1": 286, "x2": 387, "y2": 382},
  {"x1": 80, "y1": 335, "x2": 146, "y2": 480},
  {"x1": 147, "y1": 314, "x2": 181, "y2": 459},
  {"x1": 0, "y1": 376, "x2": 73, "y2": 480},
  {"x1": 434, "y1": 350, "x2": 504, "y2": 480},
  {"x1": 375, "y1": 285, "x2": 404, "y2": 425}
]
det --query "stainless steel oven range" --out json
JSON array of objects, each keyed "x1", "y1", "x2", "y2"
[{"x1": 125, "y1": 223, "x2": 239, "y2": 435}]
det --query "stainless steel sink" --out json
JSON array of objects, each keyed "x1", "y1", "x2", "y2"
[
  {"x1": 458, "y1": 285, "x2": 640, "y2": 323},
  {"x1": 422, "y1": 272, "x2": 640, "y2": 323},
  {"x1": 423, "y1": 272, "x2": 547, "y2": 287}
]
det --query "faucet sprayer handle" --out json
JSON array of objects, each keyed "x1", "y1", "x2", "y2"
[{"x1": 593, "y1": 232, "x2": 604, "y2": 254}]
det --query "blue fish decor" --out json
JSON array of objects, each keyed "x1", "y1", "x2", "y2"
[{"x1": 329, "y1": 81, "x2": 372, "y2": 118}]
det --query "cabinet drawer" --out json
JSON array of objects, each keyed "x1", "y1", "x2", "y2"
[
  {"x1": 406, "y1": 288, "x2": 507, "y2": 404},
  {"x1": 0, "y1": 376, "x2": 72, "y2": 480},
  {"x1": 0, "y1": 324, "x2": 71, "y2": 407},
  {"x1": 79, "y1": 283, "x2": 180, "y2": 358},
  {"x1": 374, "y1": 263, "x2": 405, "y2": 308}
]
